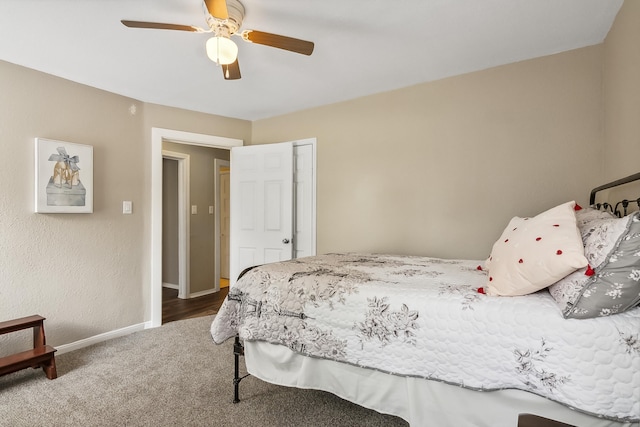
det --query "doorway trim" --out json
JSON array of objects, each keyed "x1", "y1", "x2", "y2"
[
  {"x1": 214, "y1": 159, "x2": 230, "y2": 294},
  {"x1": 162, "y1": 150, "x2": 190, "y2": 299},
  {"x1": 151, "y1": 128, "x2": 243, "y2": 328}
]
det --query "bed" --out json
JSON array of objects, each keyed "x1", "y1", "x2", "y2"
[{"x1": 210, "y1": 172, "x2": 640, "y2": 427}]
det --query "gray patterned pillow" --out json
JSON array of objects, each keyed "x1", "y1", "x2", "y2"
[
  {"x1": 575, "y1": 206, "x2": 615, "y2": 225},
  {"x1": 549, "y1": 211, "x2": 640, "y2": 318},
  {"x1": 548, "y1": 208, "x2": 618, "y2": 310}
]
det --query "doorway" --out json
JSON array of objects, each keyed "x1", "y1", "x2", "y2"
[
  {"x1": 150, "y1": 128, "x2": 243, "y2": 328},
  {"x1": 161, "y1": 151, "x2": 190, "y2": 299},
  {"x1": 161, "y1": 143, "x2": 230, "y2": 323}
]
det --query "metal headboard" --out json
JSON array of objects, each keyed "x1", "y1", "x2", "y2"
[{"x1": 589, "y1": 171, "x2": 640, "y2": 217}]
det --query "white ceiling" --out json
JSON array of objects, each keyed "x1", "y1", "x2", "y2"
[{"x1": 0, "y1": 0, "x2": 623, "y2": 121}]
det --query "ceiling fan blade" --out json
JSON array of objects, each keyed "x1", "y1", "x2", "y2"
[
  {"x1": 204, "y1": 0, "x2": 229, "y2": 20},
  {"x1": 242, "y1": 30, "x2": 314, "y2": 56},
  {"x1": 121, "y1": 20, "x2": 199, "y2": 32},
  {"x1": 223, "y1": 59, "x2": 241, "y2": 80}
]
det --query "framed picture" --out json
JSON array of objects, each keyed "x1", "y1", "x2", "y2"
[{"x1": 35, "y1": 138, "x2": 93, "y2": 213}]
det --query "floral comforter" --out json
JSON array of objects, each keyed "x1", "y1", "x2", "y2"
[{"x1": 210, "y1": 253, "x2": 640, "y2": 422}]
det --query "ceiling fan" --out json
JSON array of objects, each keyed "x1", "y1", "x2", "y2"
[{"x1": 121, "y1": 0, "x2": 314, "y2": 80}]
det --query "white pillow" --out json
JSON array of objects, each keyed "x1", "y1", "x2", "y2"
[{"x1": 485, "y1": 201, "x2": 588, "y2": 296}]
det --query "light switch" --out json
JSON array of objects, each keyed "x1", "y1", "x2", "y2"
[
  {"x1": 123, "y1": 201, "x2": 133, "y2": 214},
  {"x1": 191, "y1": 205, "x2": 198, "y2": 215},
  {"x1": 209, "y1": 206, "x2": 214, "y2": 214}
]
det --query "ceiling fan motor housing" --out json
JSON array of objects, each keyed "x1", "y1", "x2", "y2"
[{"x1": 204, "y1": 0, "x2": 245, "y2": 35}]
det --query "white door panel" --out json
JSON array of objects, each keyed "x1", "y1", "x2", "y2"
[{"x1": 230, "y1": 142, "x2": 293, "y2": 286}]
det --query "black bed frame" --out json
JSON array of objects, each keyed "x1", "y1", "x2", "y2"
[
  {"x1": 231, "y1": 266, "x2": 257, "y2": 404},
  {"x1": 589, "y1": 171, "x2": 640, "y2": 217},
  {"x1": 232, "y1": 335, "x2": 247, "y2": 404},
  {"x1": 231, "y1": 171, "x2": 640, "y2": 404}
]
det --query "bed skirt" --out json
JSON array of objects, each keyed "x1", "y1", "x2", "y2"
[{"x1": 244, "y1": 340, "x2": 638, "y2": 427}]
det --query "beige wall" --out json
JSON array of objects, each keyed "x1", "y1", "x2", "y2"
[
  {"x1": 0, "y1": 61, "x2": 145, "y2": 351},
  {"x1": 253, "y1": 46, "x2": 604, "y2": 259},
  {"x1": 603, "y1": 0, "x2": 640, "y2": 181},
  {"x1": 0, "y1": 59, "x2": 250, "y2": 352}
]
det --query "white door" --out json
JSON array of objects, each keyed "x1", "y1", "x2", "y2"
[{"x1": 229, "y1": 142, "x2": 294, "y2": 286}]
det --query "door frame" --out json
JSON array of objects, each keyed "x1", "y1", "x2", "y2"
[
  {"x1": 151, "y1": 128, "x2": 243, "y2": 328},
  {"x1": 292, "y1": 138, "x2": 317, "y2": 259},
  {"x1": 213, "y1": 158, "x2": 230, "y2": 294},
  {"x1": 161, "y1": 150, "x2": 190, "y2": 299}
]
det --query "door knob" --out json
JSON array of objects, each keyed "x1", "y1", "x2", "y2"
[{"x1": 282, "y1": 238, "x2": 290, "y2": 244}]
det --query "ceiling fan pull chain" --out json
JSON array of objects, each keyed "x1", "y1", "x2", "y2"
[{"x1": 216, "y1": 37, "x2": 220, "y2": 65}]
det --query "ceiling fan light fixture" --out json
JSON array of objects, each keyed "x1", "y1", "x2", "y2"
[{"x1": 206, "y1": 36, "x2": 238, "y2": 65}]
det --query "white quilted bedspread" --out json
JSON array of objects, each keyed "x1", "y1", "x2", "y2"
[{"x1": 210, "y1": 253, "x2": 640, "y2": 422}]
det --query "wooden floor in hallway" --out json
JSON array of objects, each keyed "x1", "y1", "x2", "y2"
[{"x1": 162, "y1": 281, "x2": 229, "y2": 324}]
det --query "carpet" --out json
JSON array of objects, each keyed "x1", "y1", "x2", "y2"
[{"x1": 0, "y1": 316, "x2": 407, "y2": 426}]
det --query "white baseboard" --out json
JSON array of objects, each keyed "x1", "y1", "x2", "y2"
[
  {"x1": 189, "y1": 288, "x2": 218, "y2": 298},
  {"x1": 54, "y1": 321, "x2": 153, "y2": 355},
  {"x1": 163, "y1": 283, "x2": 218, "y2": 298}
]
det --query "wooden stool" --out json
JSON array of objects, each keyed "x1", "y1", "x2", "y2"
[{"x1": 0, "y1": 315, "x2": 57, "y2": 379}]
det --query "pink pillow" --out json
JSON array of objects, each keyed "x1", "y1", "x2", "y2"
[{"x1": 485, "y1": 201, "x2": 588, "y2": 296}]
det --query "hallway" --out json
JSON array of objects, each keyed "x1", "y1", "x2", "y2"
[{"x1": 162, "y1": 282, "x2": 229, "y2": 324}]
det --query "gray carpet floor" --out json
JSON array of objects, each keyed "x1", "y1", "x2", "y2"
[{"x1": 0, "y1": 315, "x2": 408, "y2": 426}]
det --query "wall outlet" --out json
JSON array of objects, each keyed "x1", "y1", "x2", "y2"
[
  {"x1": 209, "y1": 206, "x2": 214, "y2": 214},
  {"x1": 191, "y1": 205, "x2": 197, "y2": 215},
  {"x1": 123, "y1": 201, "x2": 133, "y2": 214}
]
